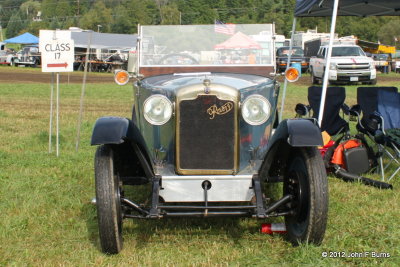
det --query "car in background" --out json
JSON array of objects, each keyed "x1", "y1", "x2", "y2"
[
  {"x1": 276, "y1": 46, "x2": 309, "y2": 73},
  {"x1": 14, "y1": 45, "x2": 41, "y2": 67},
  {"x1": 0, "y1": 42, "x2": 16, "y2": 66},
  {"x1": 371, "y1": 53, "x2": 393, "y2": 73},
  {"x1": 395, "y1": 61, "x2": 400, "y2": 73},
  {"x1": 309, "y1": 44, "x2": 376, "y2": 85}
]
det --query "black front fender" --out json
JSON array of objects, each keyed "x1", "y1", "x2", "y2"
[
  {"x1": 259, "y1": 119, "x2": 323, "y2": 181},
  {"x1": 91, "y1": 116, "x2": 132, "y2": 145},
  {"x1": 91, "y1": 116, "x2": 148, "y2": 149},
  {"x1": 91, "y1": 116, "x2": 154, "y2": 179},
  {"x1": 269, "y1": 118, "x2": 323, "y2": 148}
]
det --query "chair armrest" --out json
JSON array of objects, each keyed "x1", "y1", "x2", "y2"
[
  {"x1": 348, "y1": 104, "x2": 361, "y2": 116},
  {"x1": 295, "y1": 103, "x2": 311, "y2": 117},
  {"x1": 367, "y1": 111, "x2": 383, "y2": 132},
  {"x1": 341, "y1": 103, "x2": 350, "y2": 115}
]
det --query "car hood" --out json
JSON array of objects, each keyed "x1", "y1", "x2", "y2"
[
  {"x1": 141, "y1": 73, "x2": 273, "y2": 92},
  {"x1": 330, "y1": 56, "x2": 373, "y2": 64}
]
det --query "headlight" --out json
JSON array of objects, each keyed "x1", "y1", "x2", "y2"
[
  {"x1": 241, "y1": 95, "x2": 271, "y2": 125},
  {"x1": 143, "y1": 95, "x2": 173, "y2": 125},
  {"x1": 329, "y1": 63, "x2": 336, "y2": 70}
]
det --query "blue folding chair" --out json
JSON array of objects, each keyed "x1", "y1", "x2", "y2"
[
  {"x1": 376, "y1": 89, "x2": 400, "y2": 181},
  {"x1": 354, "y1": 87, "x2": 400, "y2": 182}
]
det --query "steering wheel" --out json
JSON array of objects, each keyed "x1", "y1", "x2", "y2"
[{"x1": 157, "y1": 53, "x2": 199, "y2": 65}]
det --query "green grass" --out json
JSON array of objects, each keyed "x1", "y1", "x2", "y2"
[{"x1": 0, "y1": 74, "x2": 399, "y2": 266}]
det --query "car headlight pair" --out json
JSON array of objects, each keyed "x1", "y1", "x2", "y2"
[{"x1": 143, "y1": 94, "x2": 271, "y2": 126}]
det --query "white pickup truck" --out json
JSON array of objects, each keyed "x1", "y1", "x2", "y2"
[
  {"x1": 0, "y1": 42, "x2": 15, "y2": 66},
  {"x1": 309, "y1": 44, "x2": 376, "y2": 85}
]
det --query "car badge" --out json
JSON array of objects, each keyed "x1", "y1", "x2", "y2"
[
  {"x1": 203, "y1": 79, "x2": 211, "y2": 94},
  {"x1": 207, "y1": 102, "x2": 233, "y2": 119}
]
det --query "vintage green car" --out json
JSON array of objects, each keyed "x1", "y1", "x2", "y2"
[{"x1": 91, "y1": 24, "x2": 328, "y2": 254}]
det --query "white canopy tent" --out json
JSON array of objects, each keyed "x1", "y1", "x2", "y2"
[{"x1": 71, "y1": 31, "x2": 137, "y2": 50}]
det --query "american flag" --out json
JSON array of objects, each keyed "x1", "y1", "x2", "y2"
[{"x1": 214, "y1": 20, "x2": 236, "y2": 35}]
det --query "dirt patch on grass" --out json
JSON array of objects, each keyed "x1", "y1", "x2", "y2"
[{"x1": 0, "y1": 67, "x2": 113, "y2": 84}]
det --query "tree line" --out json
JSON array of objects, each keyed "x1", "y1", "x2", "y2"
[{"x1": 1, "y1": 0, "x2": 399, "y2": 47}]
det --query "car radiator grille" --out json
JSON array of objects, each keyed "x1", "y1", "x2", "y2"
[
  {"x1": 177, "y1": 94, "x2": 237, "y2": 174},
  {"x1": 337, "y1": 63, "x2": 370, "y2": 70}
]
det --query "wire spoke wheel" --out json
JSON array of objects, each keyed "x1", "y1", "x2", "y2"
[
  {"x1": 284, "y1": 147, "x2": 328, "y2": 245},
  {"x1": 95, "y1": 145, "x2": 123, "y2": 254}
]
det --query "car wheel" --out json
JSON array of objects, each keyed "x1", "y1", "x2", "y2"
[
  {"x1": 32, "y1": 59, "x2": 38, "y2": 68},
  {"x1": 95, "y1": 145, "x2": 123, "y2": 254},
  {"x1": 310, "y1": 68, "x2": 318, "y2": 84},
  {"x1": 369, "y1": 78, "x2": 377, "y2": 85},
  {"x1": 284, "y1": 147, "x2": 328, "y2": 245}
]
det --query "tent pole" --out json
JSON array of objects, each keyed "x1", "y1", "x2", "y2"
[
  {"x1": 279, "y1": 17, "x2": 297, "y2": 122},
  {"x1": 75, "y1": 30, "x2": 92, "y2": 152},
  {"x1": 318, "y1": 0, "x2": 340, "y2": 127}
]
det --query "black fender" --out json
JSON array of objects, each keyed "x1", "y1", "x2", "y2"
[
  {"x1": 269, "y1": 118, "x2": 323, "y2": 148},
  {"x1": 91, "y1": 116, "x2": 154, "y2": 179},
  {"x1": 91, "y1": 116, "x2": 132, "y2": 145},
  {"x1": 259, "y1": 119, "x2": 323, "y2": 182}
]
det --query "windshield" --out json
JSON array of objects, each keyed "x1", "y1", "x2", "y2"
[
  {"x1": 373, "y1": 54, "x2": 389, "y2": 60},
  {"x1": 332, "y1": 46, "x2": 365, "y2": 57},
  {"x1": 277, "y1": 47, "x2": 304, "y2": 57},
  {"x1": 140, "y1": 24, "x2": 274, "y2": 67}
]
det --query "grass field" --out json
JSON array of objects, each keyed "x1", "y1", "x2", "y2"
[{"x1": 0, "y1": 71, "x2": 399, "y2": 266}]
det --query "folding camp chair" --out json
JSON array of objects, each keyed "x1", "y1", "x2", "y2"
[
  {"x1": 355, "y1": 87, "x2": 398, "y2": 135},
  {"x1": 353, "y1": 86, "x2": 400, "y2": 182},
  {"x1": 295, "y1": 86, "x2": 349, "y2": 137},
  {"x1": 295, "y1": 86, "x2": 393, "y2": 189}
]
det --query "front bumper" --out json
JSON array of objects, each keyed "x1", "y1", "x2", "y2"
[
  {"x1": 160, "y1": 175, "x2": 254, "y2": 202},
  {"x1": 278, "y1": 62, "x2": 309, "y2": 72},
  {"x1": 328, "y1": 68, "x2": 376, "y2": 81}
]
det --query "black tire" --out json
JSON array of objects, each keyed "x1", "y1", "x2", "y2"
[
  {"x1": 310, "y1": 68, "x2": 318, "y2": 84},
  {"x1": 284, "y1": 147, "x2": 328, "y2": 246},
  {"x1": 95, "y1": 145, "x2": 123, "y2": 254},
  {"x1": 369, "y1": 78, "x2": 377, "y2": 85}
]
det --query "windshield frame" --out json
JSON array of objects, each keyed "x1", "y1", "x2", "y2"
[
  {"x1": 331, "y1": 46, "x2": 366, "y2": 57},
  {"x1": 139, "y1": 24, "x2": 275, "y2": 68}
]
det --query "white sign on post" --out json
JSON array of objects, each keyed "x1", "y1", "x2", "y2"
[
  {"x1": 39, "y1": 30, "x2": 75, "y2": 157},
  {"x1": 41, "y1": 39, "x2": 74, "y2": 72}
]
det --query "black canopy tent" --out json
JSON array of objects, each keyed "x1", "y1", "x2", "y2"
[
  {"x1": 280, "y1": 0, "x2": 400, "y2": 125},
  {"x1": 295, "y1": 0, "x2": 400, "y2": 17}
]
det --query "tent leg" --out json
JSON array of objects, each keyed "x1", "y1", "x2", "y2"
[
  {"x1": 318, "y1": 0, "x2": 340, "y2": 127},
  {"x1": 279, "y1": 17, "x2": 297, "y2": 122}
]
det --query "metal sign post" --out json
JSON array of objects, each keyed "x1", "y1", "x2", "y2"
[
  {"x1": 40, "y1": 30, "x2": 74, "y2": 156},
  {"x1": 56, "y1": 72, "x2": 60, "y2": 157},
  {"x1": 48, "y1": 73, "x2": 54, "y2": 153}
]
